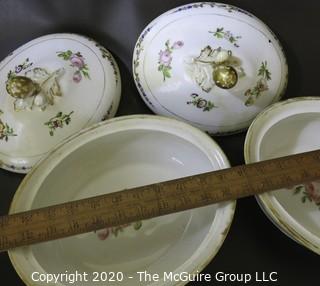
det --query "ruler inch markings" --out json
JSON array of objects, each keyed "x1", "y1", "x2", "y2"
[{"x1": 0, "y1": 149, "x2": 320, "y2": 251}]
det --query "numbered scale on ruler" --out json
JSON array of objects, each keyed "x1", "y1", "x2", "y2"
[{"x1": 1, "y1": 149, "x2": 320, "y2": 252}]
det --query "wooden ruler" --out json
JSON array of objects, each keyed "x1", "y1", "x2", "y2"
[{"x1": 1, "y1": 149, "x2": 320, "y2": 252}]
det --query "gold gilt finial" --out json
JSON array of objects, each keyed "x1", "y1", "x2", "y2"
[
  {"x1": 213, "y1": 65, "x2": 238, "y2": 89},
  {"x1": 6, "y1": 76, "x2": 40, "y2": 99}
]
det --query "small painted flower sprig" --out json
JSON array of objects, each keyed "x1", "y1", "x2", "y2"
[
  {"x1": 44, "y1": 111, "x2": 74, "y2": 136},
  {"x1": 187, "y1": 93, "x2": 217, "y2": 112},
  {"x1": 96, "y1": 221, "x2": 143, "y2": 240},
  {"x1": 7, "y1": 58, "x2": 33, "y2": 79},
  {"x1": 57, "y1": 50, "x2": 90, "y2": 83},
  {"x1": 244, "y1": 61, "x2": 271, "y2": 106},
  {"x1": 210, "y1": 27, "x2": 241, "y2": 47},
  {"x1": 0, "y1": 110, "x2": 17, "y2": 142},
  {"x1": 293, "y1": 182, "x2": 320, "y2": 209},
  {"x1": 158, "y1": 40, "x2": 184, "y2": 81}
]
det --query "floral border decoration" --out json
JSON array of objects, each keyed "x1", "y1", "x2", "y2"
[
  {"x1": 92, "y1": 40, "x2": 120, "y2": 85},
  {"x1": 0, "y1": 161, "x2": 32, "y2": 172},
  {"x1": 158, "y1": 40, "x2": 184, "y2": 81},
  {"x1": 95, "y1": 221, "x2": 143, "y2": 240},
  {"x1": 210, "y1": 27, "x2": 241, "y2": 47},
  {"x1": 293, "y1": 183, "x2": 320, "y2": 209},
  {"x1": 44, "y1": 111, "x2": 74, "y2": 136},
  {"x1": 0, "y1": 110, "x2": 17, "y2": 142},
  {"x1": 187, "y1": 93, "x2": 217, "y2": 111},
  {"x1": 102, "y1": 101, "x2": 114, "y2": 121},
  {"x1": 133, "y1": 26, "x2": 154, "y2": 106},
  {"x1": 244, "y1": 61, "x2": 271, "y2": 106},
  {"x1": 57, "y1": 50, "x2": 90, "y2": 83},
  {"x1": 171, "y1": 2, "x2": 254, "y2": 17}
]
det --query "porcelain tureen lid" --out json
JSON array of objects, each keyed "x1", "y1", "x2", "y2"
[
  {"x1": 133, "y1": 2, "x2": 288, "y2": 135},
  {"x1": 0, "y1": 33, "x2": 121, "y2": 173}
]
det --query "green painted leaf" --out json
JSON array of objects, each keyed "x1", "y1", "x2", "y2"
[
  {"x1": 163, "y1": 69, "x2": 171, "y2": 78},
  {"x1": 133, "y1": 221, "x2": 142, "y2": 230}
]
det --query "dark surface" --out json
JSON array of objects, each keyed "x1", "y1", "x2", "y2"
[{"x1": 0, "y1": 0, "x2": 319, "y2": 285}]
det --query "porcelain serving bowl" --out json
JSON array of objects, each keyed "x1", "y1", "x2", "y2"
[
  {"x1": 0, "y1": 33, "x2": 121, "y2": 173},
  {"x1": 244, "y1": 97, "x2": 320, "y2": 254},
  {"x1": 133, "y1": 2, "x2": 288, "y2": 135},
  {"x1": 9, "y1": 115, "x2": 235, "y2": 286}
]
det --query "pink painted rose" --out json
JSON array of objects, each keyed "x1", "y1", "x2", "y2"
[
  {"x1": 172, "y1": 41, "x2": 184, "y2": 49},
  {"x1": 305, "y1": 182, "x2": 320, "y2": 204},
  {"x1": 70, "y1": 55, "x2": 85, "y2": 68},
  {"x1": 96, "y1": 228, "x2": 110, "y2": 240},
  {"x1": 257, "y1": 78, "x2": 268, "y2": 92},
  {"x1": 159, "y1": 50, "x2": 172, "y2": 67},
  {"x1": 73, "y1": 71, "x2": 82, "y2": 83}
]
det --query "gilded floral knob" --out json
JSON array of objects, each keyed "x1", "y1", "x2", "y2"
[
  {"x1": 6, "y1": 76, "x2": 40, "y2": 99},
  {"x1": 213, "y1": 65, "x2": 238, "y2": 89}
]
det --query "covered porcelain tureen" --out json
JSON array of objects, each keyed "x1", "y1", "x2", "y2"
[
  {"x1": 0, "y1": 33, "x2": 121, "y2": 173},
  {"x1": 133, "y1": 2, "x2": 288, "y2": 135}
]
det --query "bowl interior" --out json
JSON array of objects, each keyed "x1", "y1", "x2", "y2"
[
  {"x1": 259, "y1": 112, "x2": 320, "y2": 238},
  {"x1": 26, "y1": 128, "x2": 221, "y2": 285}
]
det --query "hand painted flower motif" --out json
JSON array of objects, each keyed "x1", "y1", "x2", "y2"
[
  {"x1": 187, "y1": 93, "x2": 217, "y2": 111},
  {"x1": 72, "y1": 71, "x2": 82, "y2": 83},
  {"x1": 95, "y1": 221, "x2": 143, "y2": 240},
  {"x1": 70, "y1": 55, "x2": 85, "y2": 68},
  {"x1": 293, "y1": 181, "x2": 320, "y2": 209},
  {"x1": 305, "y1": 183, "x2": 320, "y2": 204},
  {"x1": 158, "y1": 40, "x2": 184, "y2": 81},
  {"x1": 44, "y1": 111, "x2": 74, "y2": 136},
  {"x1": 172, "y1": 40, "x2": 184, "y2": 49},
  {"x1": 57, "y1": 50, "x2": 90, "y2": 83},
  {"x1": 7, "y1": 58, "x2": 33, "y2": 79},
  {"x1": 244, "y1": 61, "x2": 271, "y2": 106},
  {"x1": 0, "y1": 110, "x2": 17, "y2": 141},
  {"x1": 210, "y1": 27, "x2": 241, "y2": 47},
  {"x1": 159, "y1": 50, "x2": 172, "y2": 67}
]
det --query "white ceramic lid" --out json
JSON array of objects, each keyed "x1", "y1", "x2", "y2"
[
  {"x1": 245, "y1": 97, "x2": 320, "y2": 254},
  {"x1": 133, "y1": 2, "x2": 288, "y2": 135},
  {"x1": 0, "y1": 33, "x2": 121, "y2": 173}
]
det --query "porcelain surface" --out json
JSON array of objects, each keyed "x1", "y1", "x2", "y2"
[
  {"x1": 244, "y1": 97, "x2": 320, "y2": 254},
  {"x1": 133, "y1": 2, "x2": 288, "y2": 135},
  {"x1": 9, "y1": 115, "x2": 235, "y2": 286},
  {"x1": 0, "y1": 33, "x2": 121, "y2": 173}
]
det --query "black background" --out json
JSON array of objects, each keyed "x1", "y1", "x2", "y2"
[{"x1": 0, "y1": 0, "x2": 319, "y2": 285}]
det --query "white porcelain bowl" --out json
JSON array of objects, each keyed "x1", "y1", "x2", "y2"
[
  {"x1": 0, "y1": 33, "x2": 121, "y2": 173},
  {"x1": 9, "y1": 115, "x2": 235, "y2": 286},
  {"x1": 133, "y1": 2, "x2": 288, "y2": 135},
  {"x1": 245, "y1": 97, "x2": 320, "y2": 254}
]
